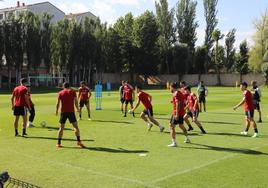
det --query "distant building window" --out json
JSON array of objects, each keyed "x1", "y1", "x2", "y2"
[
  {"x1": 8, "y1": 12, "x2": 14, "y2": 19},
  {"x1": 0, "y1": 14, "x2": 3, "y2": 20}
]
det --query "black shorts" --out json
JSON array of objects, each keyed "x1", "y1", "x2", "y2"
[
  {"x1": 60, "y1": 112, "x2": 77, "y2": 124},
  {"x1": 143, "y1": 108, "x2": 153, "y2": 117},
  {"x1": 80, "y1": 100, "x2": 89, "y2": 107},
  {"x1": 187, "y1": 110, "x2": 199, "y2": 118},
  {"x1": 120, "y1": 98, "x2": 125, "y2": 104},
  {"x1": 245, "y1": 111, "x2": 254, "y2": 119},
  {"x1": 125, "y1": 99, "x2": 133, "y2": 105},
  {"x1": 199, "y1": 96, "x2": 206, "y2": 103},
  {"x1": 253, "y1": 101, "x2": 260, "y2": 111},
  {"x1": 170, "y1": 115, "x2": 184, "y2": 125},
  {"x1": 13, "y1": 106, "x2": 27, "y2": 116}
]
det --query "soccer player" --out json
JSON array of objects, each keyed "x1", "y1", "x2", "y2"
[
  {"x1": 26, "y1": 85, "x2": 35, "y2": 128},
  {"x1": 78, "y1": 81, "x2": 92, "y2": 120},
  {"x1": 179, "y1": 81, "x2": 194, "y2": 131},
  {"x1": 183, "y1": 86, "x2": 206, "y2": 134},
  {"x1": 119, "y1": 81, "x2": 125, "y2": 114},
  {"x1": 123, "y1": 81, "x2": 135, "y2": 117},
  {"x1": 251, "y1": 81, "x2": 262, "y2": 123},
  {"x1": 168, "y1": 83, "x2": 191, "y2": 147},
  {"x1": 233, "y1": 82, "x2": 259, "y2": 138},
  {"x1": 56, "y1": 82, "x2": 86, "y2": 148},
  {"x1": 197, "y1": 81, "x2": 208, "y2": 112},
  {"x1": 11, "y1": 78, "x2": 31, "y2": 136},
  {"x1": 130, "y1": 85, "x2": 165, "y2": 132}
]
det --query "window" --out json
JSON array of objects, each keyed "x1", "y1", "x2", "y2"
[{"x1": 0, "y1": 14, "x2": 3, "y2": 20}]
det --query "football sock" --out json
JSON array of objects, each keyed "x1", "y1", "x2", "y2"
[
  {"x1": 15, "y1": 129, "x2": 18, "y2": 136},
  {"x1": 172, "y1": 139, "x2": 176, "y2": 143},
  {"x1": 58, "y1": 138, "x2": 62, "y2": 145},
  {"x1": 88, "y1": 113, "x2": 90, "y2": 118},
  {"x1": 245, "y1": 127, "x2": 249, "y2": 132},
  {"x1": 77, "y1": 136, "x2": 81, "y2": 142},
  {"x1": 22, "y1": 128, "x2": 26, "y2": 135},
  {"x1": 188, "y1": 125, "x2": 193, "y2": 130},
  {"x1": 79, "y1": 114, "x2": 82, "y2": 119},
  {"x1": 200, "y1": 127, "x2": 206, "y2": 133},
  {"x1": 132, "y1": 112, "x2": 135, "y2": 117},
  {"x1": 254, "y1": 128, "x2": 258, "y2": 133}
]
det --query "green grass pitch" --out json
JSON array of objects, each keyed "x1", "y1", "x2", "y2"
[{"x1": 0, "y1": 87, "x2": 268, "y2": 188}]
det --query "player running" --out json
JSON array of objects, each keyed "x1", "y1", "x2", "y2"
[
  {"x1": 123, "y1": 81, "x2": 135, "y2": 117},
  {"x1": 11, "y1": 78, "x2": 31, "y2": 137},
  {"x1": 197, "y1": 81, "x2": 208, "y2": 112},
  {"x1": 168, "y1": 83, "x2": 191, "y2": 147},
  {"x1": 78, "y1": 81, "x2": 92, "y2": 120},
  {"x1": 179, "y1": 81, "x2": 194, "y2": 131},
  {"x1": 251, "y1": 81, "x2": 262, "y2": 123},
  {"x1": 130, "y1": 85, "x2": 165, "y2": 132},
  {"x1": 183, "y1": 86, "x2": 206, "y2": 134},
  {"x1": 233, "y1": 82, "x2": 259, "y2": 138},
  {"x1": 26, "y1": 85, "x2": 35, "y2": 128},
  {"x1": 56, "y1": 82, "x2": 86, "y2": 148},
  {"x1": 119, "y1": 81, "x2": 125, "y2": 114}
]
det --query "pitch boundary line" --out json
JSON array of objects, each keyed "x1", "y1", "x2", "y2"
[
  {"x1": 2, "y1": 149, "x2": 159, "y2": 188},
  {"x1": 151, "y1": 144, "x2": 268, "y2": 184}
]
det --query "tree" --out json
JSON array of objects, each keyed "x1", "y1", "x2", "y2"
[
  {"x1": 171, "y1": 44, "x2": 190, "y2": 75},
  {"x1": 155, "y1": 0, "x2": 175, "y2": 74},
  {"x1": 133, "y1": 11, "x2": 160, "y2": 83},
  {"x1": 203, "y1": 0, "x2": 218, "y2": 73},
  {"x1": 212, "y1": 29, "x2": 224, "y2": 85},
  {"x1": 195, "y1": 45, "x2": 208, "y2": 76},
  {"x1": 249, "y1": 9, "x2": 268, "y2": 72},
  {"x1": 41, "y1": 13, "x2": 53, "y2": 72},
  {"x1": 23, "y1": 11, "x2": 42, "y2": 72},
  {"x1": 224, "y1": 29, "x2": 236, "y2": 72},
  {"x1": 0, "y1": 22, "x2": 4, "y2": 68},
  {"x1": 261, "y1": 63, "x2": 268, "y2": 85},
  {"x1": 235, "y1": 40, "x2": 249, "y2": 82},
  {"x1": 176, "y1": 0, "x2": 198, "y2": 72}
]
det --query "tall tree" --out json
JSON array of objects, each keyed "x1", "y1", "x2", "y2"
[
  {"x1": 224, "y1": 29, "x2": 236, "y2": 72},
  {"x1": 41, "y1": 13, "x2": 53, "y2": 72},
  {"x1": 212, "y1": 29, "x2": 224, "y2": 85},
  {"x1": 0, "y1": 22, "x2": 4, "y2": 68},
  {"x1": 235, "y1": 40, "x2": 249, "y2": 82},
  {"x1": 249, "y1": 9, "x2": 268, "y2": 72},
  {"x1": 195, "y1": 45, "x2": 208, "y2": 76},
  {"x1": 133, "y1": 11, "x2": 160, "y2": 83},
  {"x1": 155, "y1": 0, "x2": 175, "y2": 74},
  {"x1": 176, "y1": 0, "x2": 198, "y2": 73},
  {"x1": 203, "y1": 0, "x2": 218, "y2": 73}
]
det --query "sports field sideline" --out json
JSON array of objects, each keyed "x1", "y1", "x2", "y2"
[{"x1": 0, "y1": 87, "x2": 268, "y2": 188}]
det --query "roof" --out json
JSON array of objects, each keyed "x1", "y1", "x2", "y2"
[
  {"x1": 0, "y1": 1, "x2": 65, "y2": 14},
  {"x1": 66, "y1": 11, "x2": 96, "y2": 18}
]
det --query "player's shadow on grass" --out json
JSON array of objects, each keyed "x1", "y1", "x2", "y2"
[
  {"x1": 207, "y1": 132, "x2": 255, "y2": 137},
  {"x1": 202, "y1": 121, "x2": 240, "y2": 125},
  {"x1": 36, "y1": 126, "x2": 73, "y2": 131},
  {"x1": 87, "y1": 147, "x2": 149, "y2": 153},
  {"x1": 93, "y1": 120, "x2": 134, "y2": 124},
  {"x1": 208, "y1": 112, "x2": 244, "y2": 116},
  {"x1": 163, "y1": 131, "x2": 203, "y2": 136},
  {"x1": 25, "y1": 136, "x2": 94, "y2": 142},
  {"x1": 183, "y1": 143, "x2": 268, "y2": 155}
]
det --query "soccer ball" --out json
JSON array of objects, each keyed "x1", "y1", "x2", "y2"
[{"x1": 40, "y1": 121, "x2": 46, "y2": 127}]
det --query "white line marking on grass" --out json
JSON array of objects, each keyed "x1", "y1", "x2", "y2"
[
  {"x1": 3, "y1": 149, "x2": 159, "y2": 188},
  {"x1": 151, "y1": 144, "x2": 268, "y2": 184}
]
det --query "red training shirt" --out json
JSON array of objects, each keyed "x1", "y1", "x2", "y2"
[
  {"x1": 138, "y1": 91, "x2": 152, "y2": 109},
  {"x1": 79, "y1": 87, "x2": 90, "y2": 101},
  {"x1": 187, "y1": 93, "x2": 199, "y2": 111},
  {"x1": 172, "y1": 91, "x2": 185, "y2": 116},
  {"x1": 58, "y1": 89, "x2": 77, "y2": 113},
  {"x1": 12, "y1": 85, "x2": 28, "y2": 107},
  {"x1": 243, "y1": 90, "x2": 254, "y2": 112},
  {"x1": 123, "y1": 85, "x2": 133, "y2": 100}
]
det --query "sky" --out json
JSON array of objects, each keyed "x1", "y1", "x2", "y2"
[{"x1": 1, "y1": 0, "x2": 268, "y2": 48}]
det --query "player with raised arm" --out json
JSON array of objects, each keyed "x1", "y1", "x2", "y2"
[
  {"x1": 78, "y1": 81, "x2": 92, "y2": 120},
  {"x1": 56, "y1": 82, "x2": 86, "y2": 148},
  {"x1": 251, "y1": 81, "x2": 262, "y2": 123},
  {"x1": 197, "y1": 81, "x2": 208, "y2": 112},
  {"x1": 168, "y1": 83, "x2": 191, "y2": 147},
  {"x1": 233, "y1": 82, "x2": 259, "y2": 138},
  {"x1": 11, "y1": 78, "x2": 31, "y2": 137},
  {"x1": 26, "y1": 85, "x2": 35, "y2": 128},
  {"x1": 183, "y1": 86, "x2": 206, "y2": 134},
  {"x1": 130, "y1": 85, "x2": 165, "y2": 132},
  {"x1": 119, "y1": 81, "x2": 125, "y2": 114},
  {"x1": 123, "y1": 81, "x2": 135, "y2": 117}
]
